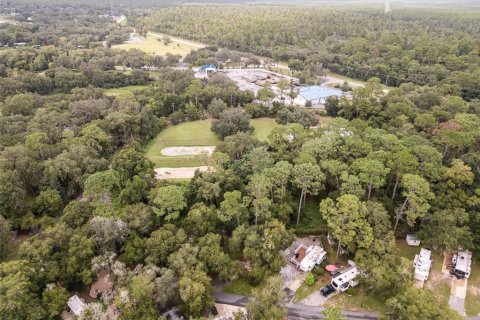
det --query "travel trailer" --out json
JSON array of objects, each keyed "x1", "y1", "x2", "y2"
[
  {"x1": 413, "y1": 248, "x2": 432, "y2": 281},
  {"x1": 291, "y1": 244, "x2": 327, "y2": 272},
  {"x1": 452, "y1": 250, "x2": 472, "y2": 279},
  {"x1": 331, "y1": 264, "x2": 359, "y2": 292}
]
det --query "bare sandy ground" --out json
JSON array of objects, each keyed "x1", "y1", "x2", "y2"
[
  {"x1": 160, "y1": 146, "x2": 216, "y2": 156},
  {"x1": 155, "y1": 166, "x2": 212, "y2": 179}
]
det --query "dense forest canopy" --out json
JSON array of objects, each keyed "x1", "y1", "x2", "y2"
[
  {"x1": 137, "y1": 6, "x2": 480, "y2": 99},
  {"x1": 0, "y1": 2, "x2": 479, "y2": 320}
]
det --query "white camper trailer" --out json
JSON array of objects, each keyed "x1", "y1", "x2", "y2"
[
  {"x1": 413, "y1": 248, "x2": 432, "y2": 281},
  {"x1": 452, "y1": 250, "x2": 472, "y2": 279},
  {"x1": 290, "y1": 244, "x2": 327, "y2": 272},
  {"x1": 331, "y1": 264, "x2": 359, "y2": 292}
]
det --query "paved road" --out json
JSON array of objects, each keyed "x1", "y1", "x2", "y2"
[{"x1": 213, "y1": 292, "x2": 379, "y2": 320}]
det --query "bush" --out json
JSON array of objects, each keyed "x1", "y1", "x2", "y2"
[
  {"x1": 304, "y1": 272, "x2": 315, "y2": 286},
  {"x1": 211, "y1": 107, "x2": 252, "y2": 139}
]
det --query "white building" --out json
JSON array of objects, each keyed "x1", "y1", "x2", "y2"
[
  {"x1": 406, "y1": 234, "x2": 421, "y2": 246},
  {"x1": 293, "y1": 85, "x2": 343, "y2": 107},
  {"x1": 67, "y1": 295, "x2": 86, "y2": 316},
  {"x1": 331, "y1": 263, "x2": 359, "y2": 292},
  {"x1": 290, "y1": 244, "x2": 327, "y2": 272},
  {"x1": 453, "y1": 250, "x2": 472, "y2": 279},
  {"x1": 414, "y1": 248, "x2": 432, "y2": 281}
]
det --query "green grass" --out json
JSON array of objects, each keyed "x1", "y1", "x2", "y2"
[
  {"x1": 112, "y1": 32, "x2": 203, "y2": 57},
  {"x1": 104, "y1": 85, "x2": 148, "y2": 99},
  {"x1": 326, "y1": 285, "x2": 388, "y2": 314},
  {"x1": 251, "y1": 117, "x2": 279, "y2": 141},
  {"x1": 223, "y1": 278, "x2": 266, "y2": 297},
  {"x1": 396, "y1": 239, "x2": 421, "y2": 260},
  {"x1": 292, "y1": 199, "x2": 328, "y2": 236},
  {"x1": 146, "y1": 118, "x2": 278, "y2": 168},
  {"x1": 146, "y1": 119, "x2": 219, "y2": 167},
  {"x1": 293, "y1": 274, "x2": 330, "y2": 303},
  {"x1": 465, "y1": 261, "x2": 480, "y2": 316}
]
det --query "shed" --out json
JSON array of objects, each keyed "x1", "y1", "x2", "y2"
[
  {"x1": 67, "y1": 295, "x2": 86, "y2": 316},
  {"x1": 199, "y1": 64, "x2": 217, "y2": 75},
  {"x1": 406, "y1": 234, "x2": 421, "y2": 246}
]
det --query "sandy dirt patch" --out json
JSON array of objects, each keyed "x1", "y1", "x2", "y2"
[
  {"x1": 155, "y1": 166, "x2": 212, "y2": 179},
  {"x1": 160, "y1": 146, "x2": 216, "y2": 156}
]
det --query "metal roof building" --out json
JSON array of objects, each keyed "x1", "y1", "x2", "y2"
[{"x1": 294, "y1": 85, "x2": 344, "y2": 107}]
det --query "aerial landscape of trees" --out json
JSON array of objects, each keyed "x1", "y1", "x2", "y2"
[{"x1": 0, "y1": 1, "x2": 480, "y2": 319}]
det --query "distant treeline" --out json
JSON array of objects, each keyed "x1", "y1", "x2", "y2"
[{"x1": 138, "y1": 6, "x2": 480, "y2": 100}]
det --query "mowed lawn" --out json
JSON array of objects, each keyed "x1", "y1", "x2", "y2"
[
  {"x1": 112, "y1": 32, "x2": 203, "y2": 57},
  {"x1": 146, "y1": 118, "x2": 278, "y2": 168},
  {"x1": 104, "y1": 85, "x2": 149, "y2": 99}
]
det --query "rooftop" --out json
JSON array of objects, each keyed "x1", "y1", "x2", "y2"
[
  {"x1": 67, "y1": 295, "x2": 86, "y2": 316},
  {"x1": 299, "y1": 85, "x2": 343, "y2": 101},
  {"x1": 200, "y1": 64, "x2": 217, "y2": 70}
]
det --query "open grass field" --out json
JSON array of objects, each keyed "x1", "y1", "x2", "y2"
[
  {"x1": 104, "y1": 85, "x2": 148, "y2": 99},
  {"x1": 146, "y1": 118, "x2": 278, "y2": 168},
  {"x1": 112, "y1": 32, "x2": 204, "y2": 57}
]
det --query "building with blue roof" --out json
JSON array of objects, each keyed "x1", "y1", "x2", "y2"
[
  {"x1": 199, "y1": 64, "x2": 218, "y2": 75},
  {"x1": 294, "y1": 85, "x2": 344, "y2": 107}
]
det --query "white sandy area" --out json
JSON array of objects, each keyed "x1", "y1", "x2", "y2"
[
  {"x1": 155, "y1": 166, "x2": 212, "y2": 179},
  {"x1": 160, "y1": 146, "x2": 216, "y2": 156}
]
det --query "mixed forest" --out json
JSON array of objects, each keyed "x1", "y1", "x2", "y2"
[{"x1": 0, "y1": 2, "x2": 480, "y2": 320}]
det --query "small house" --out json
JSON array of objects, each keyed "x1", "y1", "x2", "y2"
[
  {"x1": 414, "y1": 248, "x2": 432, "y2": 281},
  {"x1": 290, "y1": 244, "x2": 327, "y2": 272},
  {"x1": 67, "y1": 295, "x2": 86, "y2": 316},
  {"x1": 294, "y1": 85, "x2": 343, "y2": 107},
  {"x1": 331, "y1": 263, "x2": 359, "y2": 292},
  {"x1": 452, "y1": 250, "x2": 472, "y2": 279},
  {"x1": 406, "y1": 234, "x2": 421, "y2": 246}
]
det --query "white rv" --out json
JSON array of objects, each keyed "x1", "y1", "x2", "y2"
[
  {"x1": 413, "y1": 248, "x2": 432, "y2": 281},
  {"x1": 452, "y1": 250, "x2": 472, "y2": 279},
  {"x1": 290, "y1": 245, "x2": 327, "y2": 272},
  {"x1": 331, "y1": 264, "x2": 359, "y2": 292}
]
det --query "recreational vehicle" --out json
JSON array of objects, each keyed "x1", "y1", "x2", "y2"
[
  {"x1": 413, "y1": 248, "x2": 432, "y2": 281},
  {"x1": 452, "y1": 250, "x2": 472, "y2": 279},
  {"x1": 291, "y1": 244, "x2": 327, "y2": 272},
  {"x1": 331, "y1": 264, "x2": 359, "y2": 292}
]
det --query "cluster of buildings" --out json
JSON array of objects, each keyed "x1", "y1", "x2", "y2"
[
  {"x1": 194, "y1": 64, "x2": 346, "y2": 107},
  {"x1": 408, "y1": 234, "x2": 473, "y2": 287}
]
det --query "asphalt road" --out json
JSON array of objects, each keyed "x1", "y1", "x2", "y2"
[{"x1": 212, "y1": 291, "x2": 380, "y2": 320}]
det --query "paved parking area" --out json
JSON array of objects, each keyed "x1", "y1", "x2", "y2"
[{"x1": 450, "y1": 278, "x2": 468, "y2": 316}]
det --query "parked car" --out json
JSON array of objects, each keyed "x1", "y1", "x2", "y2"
[{"x1": 321, "y1": 284, "x2": 335, "y2": 297}]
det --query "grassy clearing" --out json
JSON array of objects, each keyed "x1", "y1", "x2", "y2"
[
  {"x1": 465, "y1": 261, "x2": 480, "y2": 316},
  {"x1": 223, "y1": 278, "x2": 268, "y2": 297},
  {"x1": 326, "y1": 285, "x2": 388, "y2": 314},
  {"x1": 146, "y1": 118, "x2": 278, "y2": 168},
  {"x1": 112, "y1": 32, "x2": 202, "y2": 57},
  {"x1": 293, "y1": 272, "x2": 330, "y2": 303},
  {"x1": 146, "y1": 119, "x2": 219, "y2": 168},
  {"x1": 104, "y1": 85, "x2": 148, "y2": 99}
]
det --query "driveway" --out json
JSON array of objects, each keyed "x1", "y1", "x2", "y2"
[
  {"x1": 449, "y1": 277, "x2": 468, "y2": 316},
  {"x1": 300, "y1": 291, "x2": 329, "y2": 307}
]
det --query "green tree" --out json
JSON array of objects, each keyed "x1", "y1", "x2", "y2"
[
  {"x1": 247, "y1": 276, "x2": 286, "y2": 320},
  {"x1": 257, "y1": 82, "x2": 275, "y2": 105},
  {"x1": 145, "y1": 224, "x2": 187, "y2": 266},
  {"x1": 217, "y1": 190, "x2": 248, "y2": 226},
  {"x1": 320, "y1": 194, "x2": 373, "y2": 262},
  {"x1": 393, "y1": 174, "x2": 433, "y2": 232},
  {"x1": 151, "y1": 185, "x2": 187, "y2": 221},
  {"x1": 322, "y1": 306, "x2": 346, "y2": 320},
  {"x1": 387, "y1": 287, "x2": 463, "y2": 320},
  {"x1": 351, "y1": 158, "x2": 390, "y2": 200},
  {"x1": 179, "y1": 270, "x2": 213, "y2": 318},
  {"x1": 33, "y1": 189, "x2": 63, "y2": 217},
  {"x1": 0, "y1": 170, "x2": 26, "y2": 218},
  {"x1": 211, "y1": 108, "x2": 252, "y2": 139},
  {"x1": 42, "y1": 285, "x2": 69, "y2": 319},
  {"x1": 292, "y1": 163, "x2": 325, "y2": 226},
  {"x1": 0, "y1": 215, "x2": 13, "y2": 261}
]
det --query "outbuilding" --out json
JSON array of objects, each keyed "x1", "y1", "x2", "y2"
[
  {"x1": 199, "y1": 64, "x2": 218, "y2": 75},
  {"x1": 406, "y1": 234, "x2": 421, "y2": 246},
  {"x1": 67, "y1": 295, "x2": 86, "y2": 316}
]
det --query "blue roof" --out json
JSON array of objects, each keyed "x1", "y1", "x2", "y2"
[
  {"x1": 299, "y1": 85, "x2": 343, "y2": 101},
  {"x1": 199, "y1": 64, "x2": 217, "y2": 70}
]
